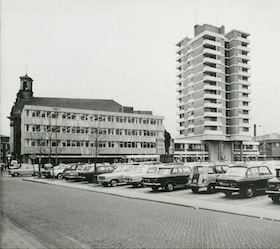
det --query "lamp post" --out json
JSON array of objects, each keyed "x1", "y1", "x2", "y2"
[
  {"x1": 199, "y1": 119, "x2": 204, "y2": 162},
  {"x1": 259, "y1": 125, "x2": 266, "y2": 161}
]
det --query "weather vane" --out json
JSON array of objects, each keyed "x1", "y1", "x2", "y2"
[{"x1": 26, "y1": 65, "x2": 28, "y2": 75}]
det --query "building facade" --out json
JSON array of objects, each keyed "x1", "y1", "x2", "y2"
[
  {"x1": 9, "y1": 75, "x2": 165, "y2": 164},
  {"x1": 253, "y1": 133, "x2": 280, "y2": 161},
  {"x1": 0, "y1": 135, "x2": 10, "y2": 165},
  {"x1": 175, "y1": 24, "x2": 252, "y2": 161}
]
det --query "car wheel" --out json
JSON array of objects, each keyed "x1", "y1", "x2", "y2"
[
  {"x1": 165, "y1": 183, "x2": 174, "y2": 192},
  {"x1": 191, "y1": 187, "x2": 199, "y2": 193},
  {"x1": 243, "y1": 186, "x2": 255, "y2": 198},
  {"x1": 110, "y1": 179, "x2": 118, "y2": 187},
  {"x1": 207, "y1": 184, "x2": 216, "y2": 194},
  {"x1": 57, "y1": 173, "x2": 63, "y2": 180},
  {"x1": 13, "y1": 172, "x2": 19, "y2": 177},
  {"x1": 152, "y1": 186, "x2": 159, "y2": 192},
  {"x1": 271, "y1": 195, "x2": 280, "y2": 203},
  {"x1": 132, "y1": 183, "x2": 139, "y2": 188},
  {"x1": 225, "y1": 191, "x2": 232, "y2": 197}
]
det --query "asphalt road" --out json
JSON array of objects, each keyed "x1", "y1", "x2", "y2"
[{"x1": 2, "y1": 176, "x2": 280, "y2": 249}]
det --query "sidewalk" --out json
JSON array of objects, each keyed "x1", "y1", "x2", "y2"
[
  {"x1": 1, "y1": 215, "x2": 47, "y2": 249},
  {"x1": 23, "y1": 177, "x2": 280, "y2": 222}
]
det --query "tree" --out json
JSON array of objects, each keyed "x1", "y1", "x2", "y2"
[
  {"x1": 164, "y1": 130, "x2": 171, "y2": 155},
  {"x1": 88, "y1": 120, "x2": 108, "y2": 174}
]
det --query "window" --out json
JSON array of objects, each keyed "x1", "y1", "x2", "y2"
[
  {"x1": 259, "y1": 166, "x2": 271, "y2": 175},
  {"x1": 208, "y1": 167, "x2": 214, "y2": 174},
  {"x1": 247, "y1": 167, "x2": 259, "y2": 177}
]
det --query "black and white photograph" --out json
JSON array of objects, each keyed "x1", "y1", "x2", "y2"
[{"x1": 1, "y1": 0, "x2": 280, "y2": 248}]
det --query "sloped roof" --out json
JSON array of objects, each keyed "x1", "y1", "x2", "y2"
[
  {"x1": 28, "y1": 97, "x2": 122, "y2": 112},
  {"x1": 11, "y1": 97, "x2": 123, "y2": 116}
]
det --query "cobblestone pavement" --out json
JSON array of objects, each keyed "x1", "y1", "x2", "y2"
[{"x1": 2, "y1": 175, "x2": 280, "y2": 249}]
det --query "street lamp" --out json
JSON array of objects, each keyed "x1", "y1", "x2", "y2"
[
  {"x1": 199, "y1": 119, "x2": 204, "y2": 162},
  {"x1": 259, "y1": 125, "x2": 266, "y2": 161}
]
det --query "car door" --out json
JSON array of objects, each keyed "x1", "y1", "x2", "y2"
[
  {"x1": 258, "y1": 166, "x2": 273, "y2": 189},
  {"x1": 246, "y1": 167, "x2": 261, "y2": 189}
]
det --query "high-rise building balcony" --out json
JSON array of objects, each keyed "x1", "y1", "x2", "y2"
[
  {"x1": 176, "y1": 61, "x2": 184, "y2": 69},
  {"x1": 204, "y1": 129, "x2": 223, "y2": 135},
  {"x1": 237, "y1": 36, "x2": 250, "y2": 44},
  {"x1": 240, "y1": 105, "x2": 252, "y2": 111},
  {"x1": 203, "y1": 75, "x2": 221, "y2": 82},
  {"x1": 204, "y1": 120, "x2": 223, "y2": 126},
  {"x1": 203, "y1": 57, "x2": 220, "y2": 64},
  {"x1": 176, "y1": 78, "x2": 184, "y2": 84},
  {"x1": 203, "y1": 66, "x2": 221, "y2": 74},
  {"x1": 239, "y1": 96, "x2": 252, "y2": 102},
  {"x1": 239, "y1": 88, "x2": 251, "y2": 94},
  {"x1": 203, "y1": 48, "x2": 221, "y2": 57},
  {"x1": 204, "y1": 93, "x2": 222, "y2": 100},
  {"x1": 203, "y1": 39, "x2": 221, "y2": 47},
  {"x1": 203, "y1": 84, "x2": 222, "y2": 91},
  {"x1": 237, "y1": 62, "x2": 251, "y2": 69},
  {"x1": 238, "y1": 71, "x2": 251, "y2": 78},
  {"x1": 238, "y1": 54, "x2": 251, "y2": 61},
  {"x1": 204, "y1": 111, "x2": 223, "y2": 117},
  {"x1": 176, "y1": 85, "x2": 184, "y2": 92},
  {"x1": 238, "y1": 114, "x2": 251, "y2": 119},
  {"x1": 237, "y1": 45, "x2": 250, "y2": 53},
  {"x1": 204, "y1": 102, "x2": 221, "y2": 108},
  {"x1": 176, "y1": 102, "x2": 185, "y2": 108},
  {"x1": 238, "y1": 79, "x2": 251, "y2": 86},
  {"x1": 176, "y1": 109, "x2": 185, "y2": 115}
]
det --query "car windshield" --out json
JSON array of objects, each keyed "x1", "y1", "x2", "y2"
[
  {"x1": 147, "y1": 167, "x2": 157, "y2": 173},
  {"x1": 114, "y1": 166, "x2": 124, "y2": 172},
  {"x1": 193, "y1": 166, "x2": 204, "y2": 173},
  {"x1": 82, "y1": 166, "x2": 94, "y2": 171},
  {"x1": 136, "y1": 167, "x2": 146, "y2": 173},
  {"x1": 158, "y1": 168, "x2": 171, "y2": 175},
  {"x1": 76, "y1": 165, "x2": 85, "y2": 170},
  {"x1": 226, "y1": 167, "x2": 247, "y2": 177}
]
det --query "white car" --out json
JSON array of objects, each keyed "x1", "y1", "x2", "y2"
[
  {"x1": 51, "y1": 164, "x2": 67, "y2": 179},
  {"x1": 122, "y1": 165, "x2": 159, "y2": 187}
]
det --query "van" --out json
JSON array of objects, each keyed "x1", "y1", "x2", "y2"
[{"x1": 189, "y1": 163, "x2": 229, "y2": 193}]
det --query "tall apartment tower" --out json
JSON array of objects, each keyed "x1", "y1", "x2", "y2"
[{"x1": 176, "y1": 24, "x2": 251, "y2": 161}]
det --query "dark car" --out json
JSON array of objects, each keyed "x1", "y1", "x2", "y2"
[
  {"x1": 266, "y1": 167, "x2": 280, "y2": 203},
  {"x1": 143, "y1": 164, "x2": 192, "y2": 192},
  {"x1": 78, "y1": 164, "x2": 115, "y2": 183},
  {"x1": 216, "y1": 164, "x2": 274, "y2": 198}
]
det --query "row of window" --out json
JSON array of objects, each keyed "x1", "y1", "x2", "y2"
[
  {"x1": 25, "y1": 125, "x2": 162, "y2": 137},
  {"x1": 25, "y1": 110, "x2": 162, "y2": 125},
  {"x1": 24, "y1": 139, "x2": 156, "y2": 149}
]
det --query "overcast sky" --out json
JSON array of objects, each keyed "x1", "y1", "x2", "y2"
[{"x1": 1, "y1": 0, "x2": 280, "y2": 139}]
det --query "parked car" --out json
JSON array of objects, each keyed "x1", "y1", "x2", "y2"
[
  {"x1": 9, "y1": 164, "x2": 38, "y2": 177},
  {"x1": 62, "y1": 164, "x2": 80, "y2": 178},
  {"x1": 9, "y1": 160, "x2": 19, "y2": 169},
  {"x1": 98, "y1": 164, "x2": 139, "y2": 187},
  {"x1": 51, "y1": 164, "x2": 67, "y2": 179},
  {"x1": 78, "y1": 164, "x2": 115, "y2": 183},
  {"x1": 143, "y1": 164, "x2": 192, "y2": 192},
  {"x1": 266, "y1": 167, "x2": 280, "y2": 203},
  {"x1": 189, "y1": 163, "x2": 229, "y2": 193},
  {"x1": 216, "y1": 164, "x2": 274, "y2": 198},
  {"x1": 64, "y1": 164, "x2": 90, "y2": 181},
  {"x1": 122, "y1": 164, "x2": 159, "y2": 187}
]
